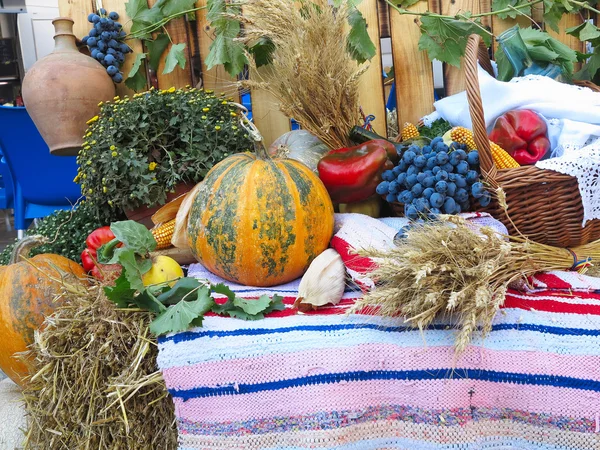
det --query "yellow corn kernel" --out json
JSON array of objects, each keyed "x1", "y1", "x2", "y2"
[
  {"x1": 450, "y1": 127, "x2": 519, "y2": 169},
  {"x1": 401, "y1": 123, "x2": 420, "y2": 141},
  {"x1": 151, "y1": 219, "x2": 176, "y2": 250}
]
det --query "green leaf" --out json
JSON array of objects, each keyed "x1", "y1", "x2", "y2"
[
  {"x1": 125, "y1": 70, "x2": 148, "y2": 92},
  {"x1": 233, "y1": 294, "x2": 273, "y2": 316},
  {"x1": 133, "y1": 290, "x2": 168, "y2": 314},
  {"x1": 543, "y1": 0, "x2": 567, "y2": 33},
  {"x1": 387, "y1": 0, "x2": 420, "y2": 8},
  {"x1": 577, "y1": 50, "x2": 600, "y2": 81},
  {"x1": 491, "y1": 0, "x2": 531, "y2": 19},
  {"x1": 163, "y1": 43, "x2": 187, "y2": 74},
  {"x1": 147, "y1": 33, "x2": 171, "y2": 72},
  {"x1": 149, "y1": 287, "x2": 214, "y2": 335},
  {"x1": 126, "y1": 0, "x2": 164, "y2": 38},
  {"x1": 418, "y1": 16, "x2": 491, "y2": 67},
  {"x1": 206, "y1": 19, "x2": 246, "y2": 76},
  {"x1": 346, "y1": 8, "x2": 376, "y2": 64},
  {"x1": 210, "y1": 282, "x2": 236, "y2": 314},
  {"x1": 110, "y1": 220, "x2": 157, "y2": 255},
  {"x1": 249, "y1": 37, "x2": 275, "y2": 68},
  {"x1": 156, "y1": 277, "x2": 203, "y2": 305},
  {"x1": 155, "y1": 0, "x2": 196, "y2": 17},
  {"x1": 118, "y1": 249, "x2": 153, "y2": 291},
  {"x1": 567, "y1": 21, "x2": 600, "y2": 44},
  {"x1": 125, "y1": 53, "x2": 147, "y2": 92},
  {"x1": 104, "y1": 272, "x2": 137, "y2": 308}
]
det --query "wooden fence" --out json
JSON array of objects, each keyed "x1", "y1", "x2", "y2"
[{"x1": 58, "y1": 0, "x2": 589, "y2": 146}]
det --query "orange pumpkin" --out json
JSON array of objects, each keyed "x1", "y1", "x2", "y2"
[
  {"x1": 187, "y1": 146, "x2": 335, "y2": 287},
  {"x1": 0, "y1": 236, "x2": 88, "y2": 386}
]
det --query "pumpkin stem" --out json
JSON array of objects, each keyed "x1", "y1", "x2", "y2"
[
  {"x1": 236, "y1": 105, "x2": 271, "y2": 160},
  {"x1": 10, "y1": 235, "x2": 50, "y2": 265}
]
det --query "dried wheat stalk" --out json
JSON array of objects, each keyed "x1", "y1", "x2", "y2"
[{"x1": 238, "y1": 0, "x2": 367, "y2": 149}]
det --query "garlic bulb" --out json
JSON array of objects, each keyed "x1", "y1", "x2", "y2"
[{"x1": 295, "y1": 249, "x2": 346, "y2": 311}]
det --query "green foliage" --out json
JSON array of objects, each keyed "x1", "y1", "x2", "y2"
[
  {"x1": 418, "y1": 16, "x2": 492, "y2": 68},
  {"x1": 418, "y1": 118, "x2": 452, "y2": 140},
  {"x1": 491, "y1": 0, "x2": 531, "y2": 19},
  {"x1": 75, "y1": 87, "x2": 254, "y2": 217},
  {"x1": 496, "y1": 27, "x2": 577, "y2": 81},
  {"x1": 568, "y1": 20, "x2": 600, "y2": 81},
  {"x1": 99, "y1": 222, "x2": 285, "y2": 335},
  {"x1": 206, "y1": 0, "x2": 376, "y2": 77},
  {"x1": 0, "y1": 201, "x2": 122, "y2": 266}
]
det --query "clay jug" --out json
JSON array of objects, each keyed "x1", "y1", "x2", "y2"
[{"x1": 22, "y1": 17, "x2": 115, "y2": 156}]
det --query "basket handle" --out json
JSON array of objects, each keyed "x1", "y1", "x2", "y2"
[{"x1": 464, "y1": 34, "x2": 498, "y2": 182}]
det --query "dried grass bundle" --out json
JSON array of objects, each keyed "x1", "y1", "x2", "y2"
[
  {"x1": 350, "y1": 214, "x2": 600, "y2": 354},
  {"x1": 20, "y1": 283, "x2": 177, "y2": 449},
  {"x1": 239, "y1": 0, "x2": 366, "y2": 149}
]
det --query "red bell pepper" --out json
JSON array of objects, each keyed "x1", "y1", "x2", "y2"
[
  {"x1": 317, "y1": 140, "x2": 393, "y2": 204},
  {"x1": 489, "y1": 109, "x2": 550, "y2": 165},
  {"x1": 81, "y1": 226, "x2": 122, "y2": 281}
]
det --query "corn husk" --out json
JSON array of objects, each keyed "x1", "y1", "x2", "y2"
[
  {"x1": 171, "y1": 182, "x2": 204, "y2": 250},
  {"x1": 151, "y1": 192, "x2": 188, "y2": 225},
  {"x1": 294, "y1": 249, "x2": 346, "y2": 312}
]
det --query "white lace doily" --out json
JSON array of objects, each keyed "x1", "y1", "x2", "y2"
[{"x1": 537, "y1": 137, "x2": 600, "y2": 226}]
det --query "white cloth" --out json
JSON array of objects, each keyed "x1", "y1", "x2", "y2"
[{"x1": 423, "y1": 68, "x2": 600, "y2": 225}]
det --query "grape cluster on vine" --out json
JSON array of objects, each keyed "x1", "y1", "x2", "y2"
[
  {"x1": 82, "y1": 9, "x2": 132, "y2": 83},
  {"x1": 376, "y1": 136, "x2": 491, "y2": 220}
]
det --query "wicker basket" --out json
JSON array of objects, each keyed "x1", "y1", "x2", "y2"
[
  {"x1": 388, "y1": 35, "x2": 600, "y2": 248},
  {"x1": 464, "y1": 34, "x2": 600, "y2": 247}
]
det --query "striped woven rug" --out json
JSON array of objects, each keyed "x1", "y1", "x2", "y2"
[{"x1": 157, "y1": 265, "x2": 600, "y2": 450}]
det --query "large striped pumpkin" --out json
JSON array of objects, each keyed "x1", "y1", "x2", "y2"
[{"x1": 187, "y1": 150, "x2": 335, "y2": 287}]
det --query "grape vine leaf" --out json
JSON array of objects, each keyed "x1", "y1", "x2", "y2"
[
  {"x1": 126, "y1": 0, "x2": 164, "y2": 38},
  {"x1": 206, "y1": 19, "x2": 246, "y2": 75},
  {"x1": 154, "y1": 0, "x2": 197, "y2": 17},
  {"x1": 249, "y1": 37, "x2": 275, "y2": 68},
  {"x1": 542, "y1": 0, "x2": 571, "y2": 33},
  {"x1": 126, "y1": 53, "x2": 148, "y2": 91},
  {"x1": 491, "y1": 0, "x2": 531, "y2": 19},
  {"x1": 110, "y1": 220, "x2": 157, "y2": 254},
  {"x1": 156, "y1": 277, "x2": 203, "y2": 305},
  {"x1": 163, "y1": 43, "x2": 187, "y2": 74},
  {"x1": 233, "y1": 295, "x2": 273, "y2": 316},
  {"x1": 387, "y1": 0, "x2": 421, "y2": 8},
  {"x1": 147, "y1": 33, "x2": 171, "y2": 72},
  {"x1": 149, "y1": 286, "x2": 215, "y2": 335},
  {"x1": 347, "y1": 8, "x2": 376, "y2": 64},
  {"x1": 576, "y1": 51, "x2": 600, "y2": 81},
  {"x1": 567, "y1": 21, "x2": 600, "y2": 43},
  {"x1": 418, "y1": 16, "x2": 491, "y2": 67},
  {"x1": 104, "y1": 272, "x2": 137, "y2": 308}
]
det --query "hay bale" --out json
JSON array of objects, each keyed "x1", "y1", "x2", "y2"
[{"x1": 21, "y1": 284, "x2": 177, "y2": 449}]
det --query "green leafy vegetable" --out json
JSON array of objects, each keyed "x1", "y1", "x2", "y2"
[
  {"x1": 418, "y1": 16, "x2": 491, "y2": 67},
  {"x1": 163, "y1": 43, "x2": 187, "y2": 74},
  {"x1": 417, "y1": 118, "x2": 452, "y2": 140}
]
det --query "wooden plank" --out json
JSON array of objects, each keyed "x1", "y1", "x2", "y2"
[
  {"x1": 249, "y1": 67, "x2": 291, "y2": 147},
  {"x1": 102, "y1": 0, "x2": 146, "y2": 97},
  {"x1": 193, "y1": 0, "x2": 240, "y2": 100},
  {"x1": 390, "y1": 2, "x2": 435, "y2": 126},
  {"x1": 355, "y1": 0, "x2": 387, "y2": 137},
  {"x1": 59, "y1": 0, "x2": 93, "y2": 39},
  {"x1": 438, "y1": 0, "x2": 491, "y2": 96},
  {"x1": 147, "y1": 0, "x2": 193, "y2": 90},
  {"x1": 377, "y1": 0, "x2": 391, "y2": 38},
  {"x1": 547, "y1": 14, "x2": 585, "y2": 72}
]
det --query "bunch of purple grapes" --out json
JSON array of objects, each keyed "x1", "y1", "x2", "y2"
[{"x1": 81, "y1": 9, "x2": 132, "y2": 83}]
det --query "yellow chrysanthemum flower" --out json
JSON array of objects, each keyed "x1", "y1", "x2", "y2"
[
  {"x1": 148, "y1": 162, "x2": 157, "y2": 171},
  {"x1": 86, "y1": 116, "x2": 99, "y2": 125}
]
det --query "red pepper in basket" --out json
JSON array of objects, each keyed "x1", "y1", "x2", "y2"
[
  {"x1": 489, "y1": 110, "x2": 550, "y2": 165},
  {"x1": 317, "y1": 140, "x2": 394, "y2": 204},
  {"x1": 81, "y1": 226, "x2": 122, "y2": 281}
]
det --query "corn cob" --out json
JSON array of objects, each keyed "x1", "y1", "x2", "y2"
[
  {"x1": 401, "y1": 122, "x2": 420, "y2": 141},
  {"x1": 450, "y1": 127, "x2": 520, "y2": 169},
  {"x1": 151, "y1": 219, "x2": 176, "y2": 250}
]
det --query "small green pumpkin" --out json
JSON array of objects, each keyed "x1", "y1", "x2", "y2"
[{"x1": 268, "y1": 130, "x2": 330, "y2": 172}]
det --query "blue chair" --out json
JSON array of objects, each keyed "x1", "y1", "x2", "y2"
[{"x1": 0, "y1": 105, "x2": 82, "y2": 237}]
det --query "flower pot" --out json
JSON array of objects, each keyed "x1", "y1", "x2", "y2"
[
  {"x1": 22, "y1": 17, "x2": 115, "y2": 156},
  {"x1": 124, "y1": 183, "x2": 195, "y2": 228}
]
